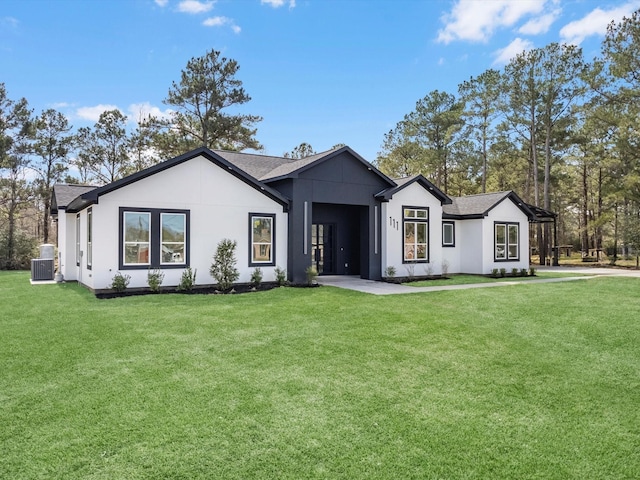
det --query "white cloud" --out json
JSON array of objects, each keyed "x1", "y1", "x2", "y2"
[
  {"x1": 492, "y1": 37, "x2": 535, "y2": 65},
  {"x1": 49, "y1": 102, "x2": 73, "y2": 109},
  {"x1": 1, "y1": 16, "x2": 19, "y2": 29},
  {"x1": 261, "y1": 0, "x2": 296, "y2": 8},
  {"x1": 437, "y1": 0, "x2": 547, "y2": 44},
  {"x1": 154, "y1": 0, "x2": 169, "y2": 6},
  {"x1": 76, "y1": 104, "x2": 121, "y2": 122},
  {"x1": 177, "y1": 0, "x2": 215, "y2": 14},
  {"x1": 559, "y1": 2, "x2": 640, "y2": 45},
  {"x1": 203, "y1": 15, "x2": 241, "y2": 32},
  {"x1": 127, "y1": 103, "x2": 173, "y2": 124},
  {"x1": 518, "y1": 9, "x2": 561, "y2": 35}
]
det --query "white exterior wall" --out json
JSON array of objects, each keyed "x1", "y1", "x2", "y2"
[
  {"x1": 456, "y1": 219, "x2": 484, "y2": 274},
  {"x1": 481, "y1": 200, "x2": 530, "y2": 274},
  {"x1": 382, "y1": 183, "x2": 447, "y2": 276},
  {"x1": 56, "y1": 210, "x2": 73, "y2": 281},
  {"x1": 441, "y1": 220, "x2": 460, "y2": 274},
  {"x1": 79, "y1": 155, "x2": 287, "y2": 290}
]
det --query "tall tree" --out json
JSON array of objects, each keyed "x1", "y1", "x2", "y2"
[
  {"x1": 149, "y1": 49, "x2": 262, "y2": 157},
  {"x1": 283, "y1": 142, "x2": 315, "y2": 159},
  {"x1": 30, "y1": 109, "x2": 73, "y2": 242},
  {"x1": 76, "y1": 109, "x2": 130, "y2": 184},
  {"x1": 0, "y1": 83, "x2": 35, "y2": 268},
  {"x1": 458, "y1": 69, "x2": 502, "y2": 192}
]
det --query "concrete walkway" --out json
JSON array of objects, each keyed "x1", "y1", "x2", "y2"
[{"x1": 316, "y1": 266, "x2": 640, "y2": 295}]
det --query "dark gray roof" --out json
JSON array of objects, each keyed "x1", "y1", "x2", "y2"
[
  {"x1": 443, "y1": 191, "x2": 535, "y2": 219},
  {"x1": 51, "y1": 184, "x2": 98, "y2": 214},
  {"x1": 213, "y1": 150, "x2": 297, "y2": 180}
]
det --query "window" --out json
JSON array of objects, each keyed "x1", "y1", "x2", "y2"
[
  {"x1": 161, "y1": 213, "x2": 186, "y2": 264},
  {"x1": 75, "y1": 214, "x2": 80, "y2": 266},
  {"x1": 403, "y1": 207, "x2": 428, "y2": 262},
  {"x1": 249, "y1": 213, "x2": 275, "y2": 266},
  {"x1": 119, "y1": 208, "x2": 189, "y2": 269},
  {"x1": 442, "y1": 221, "x2": 455, "y2": 247},
  {"x1": 87, "y1": 208, "x2": 92, "y2": 269},
  {"x1": 123, "y1": 211, "x2": 151, "y2": 266},
  {"x1": 495, "y1": 222, "x2": 519, "y2": 261}
]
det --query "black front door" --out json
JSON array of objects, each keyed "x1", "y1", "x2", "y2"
[{"x1": 312, "y1": 223, "x2": 335, "y2": 274}]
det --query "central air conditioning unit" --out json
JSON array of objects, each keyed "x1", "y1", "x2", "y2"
[{"x1": 31, "y1": 258, "x2": 55, "y2": 281}]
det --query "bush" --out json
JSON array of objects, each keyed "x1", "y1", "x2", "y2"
[
  {"x1": 384, "y1": 266, "x2": 396, "y2": 278},
  {"x1": 305, "y1": 265, "x2": 318, "y2": 286},
  {"x1": 499, "y1": 268, "x2": 506, "y2": 277},
  {"x1": 177, "y1": 266, "x2": 197, "y2": 291},
  {"x1": 441, "y1": 260, "x2": 450, "y2": 277},
  {"x1": 109, "y1": 272, "x2": 131, "y2": 292},
  {"x1": 147, "y1": 269, "x2": 164, "y2": 292},
  {"x1": 529, "y1": 267, "x2": 536, "y2": 276},
  {"x1": 520, "y1": 268, "x2": 528, "y2": 277},
  {"x1": 210, "y1": 239, "x2": 240, "y2": 291},
  {"x1": 0, "y1": 228, "x2": 37, "y2": 270},
  {"x1": 274, "y1": 266, "x2": 287, "y2": 286},
  {"x1": 511, "y1": 268, "x2": 519, "y2": 276},
  {"x1": 250, "y1": 267, "x2": 263, "y2": 287},
  {"x1": 491, "y1": 268, "x2": 499, "y2": 278}
]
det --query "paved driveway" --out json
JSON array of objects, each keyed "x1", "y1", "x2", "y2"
[{"x1": 317, "y1": 266, "x2": 640, "y2": 295}]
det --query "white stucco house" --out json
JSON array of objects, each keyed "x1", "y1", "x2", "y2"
[{"x1": 52, "y1": 146, "x2": 552, "y2": 292}]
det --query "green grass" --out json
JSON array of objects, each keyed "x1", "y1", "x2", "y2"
[
  {"x1": 2, "y1": 271, "x2": 639, "y2": 479},
  {"x1": 405, "y1": 271, "x2": 587, "y2": 287}
]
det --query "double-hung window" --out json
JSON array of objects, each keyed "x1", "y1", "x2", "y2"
[
  {"x1": 249, "y1": 213, "x2": 275, "y2": 266},
  {"x1": 495, "y1": 222, "x2": 519, "y2": 261},
  {"x1": 442, "y1": 221, "x2": 455, "y2": 247},
  {"x1": 403, "y1": 207, "x2": 429, "y2": 262},
  {"x1": 120, "y1": 208, "x2": 189, "y2": 269},
  {"x1": 75, "y1": 214, "x2": 80, "y2": 266},
  {"x1": 87, "y1": 208, "x2": 93, "y2": 269}
]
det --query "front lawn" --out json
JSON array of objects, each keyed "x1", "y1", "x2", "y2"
[{"x1": 2, "y1": 271, "x2": 639, "y2": 479}]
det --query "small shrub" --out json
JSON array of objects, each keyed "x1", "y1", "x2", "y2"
[
  {"x1": 177, "y1": 267, "x2": 197, "y2": 291},
  {"x1": 274, "y1": 266, "x2": 287, "y2": 286},
  {"x1": 210, "y1": 239, "x2": 240, "y2": 291},
  {"x1": 305, "y1": 265, "x2": 318, "y2": 286},
  {"x1": 405, "y1": 263, "x2": 416, "y2": 279},
  {"x1": 441, "y1": 260, "x2": 450, "y2": 277},
  {"x1": 250, "y1": 267, "x2": 263, "y2": 287},
  {"x1": 491, "y1": 268, "x2": 499, "y2": 278},
  {"x1": 423, "y1": 263, "x2": 433, "y2": 277},
  {"x1": 384, "y1": 266, "x2": 396, "y2": 278},
  {"x1": 511, "y1": 268, "x2": 519, "y2": 277},
  {"x1": 520, "y1": 268, "x2": 528, "y2": 277},
  {"x1": 110, "y1": 272, "x2": 131, "y2": 293},
  {"x1": 529, "y1": 267, "x2": 536, "y2": 276},
  {"x1": 147, "y1": 269, "x2": 164, "y2": 292},
  {"x1": 499, "y1": 268, "x2": 506, "y2": 277}
]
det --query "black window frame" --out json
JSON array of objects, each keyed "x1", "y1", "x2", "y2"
[
  {"x1": 402, "y1": 205, "x2": 429, "y2": 264},
  {"x1": 119, "y1": 207, "x2": 190, "y2": 270},
  {"x1": 494, "y1": 221, "x2": 520, "y2": 262},
  {"x1": 248, "y1": 213, "x2": 276, "y2": 267},
  {"x1": 87, "y1": 208, "x2": 92, "y2": 270},
  {"x1": 75, "y1": 213, "x2": 80, "y2": 267},
  {"x1": 442, "y1": 221, "x2": 455, "y2": 247}
]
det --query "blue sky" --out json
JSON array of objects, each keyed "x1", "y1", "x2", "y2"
[{"x1": 1, "y1": 0, "x2": 639, "y2": 162}]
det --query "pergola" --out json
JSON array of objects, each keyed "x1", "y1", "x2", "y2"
[{"x1": 526, "y1": 203, "x2": 559, "y2": 266}]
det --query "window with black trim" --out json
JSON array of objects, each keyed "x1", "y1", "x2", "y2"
[
  {"x1": 495, "y1": 222, "x2": 519, "y2": 261},
  {"x1": 75, "y1": 214, "x2": 80, "y2": 266},
  {"x1": 87, "y1": 208, "x2": 92, "y2": 269},
  {"x1": 119, "y1": 208, "x2": 189, "y2": 269},
  {"x1": 249, "y1": 213, "x2": 275, "y2": 266},
  {"x1": 442, "y1": 221, "x2": 455, "y2": 247},
  {"x1": 403, "y1": 207, "x2": 429, "y2": 262}
]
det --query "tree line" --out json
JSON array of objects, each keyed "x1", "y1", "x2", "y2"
[
  {"x1": 0, "y1": 50, "x2": 260, "y2": 269},
  {"x1": 376, "y1": 11, "x2": 640, "y2": 265},
  {"x1": 3, "y1": 13, "x2": 640, "y2": 269}
]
